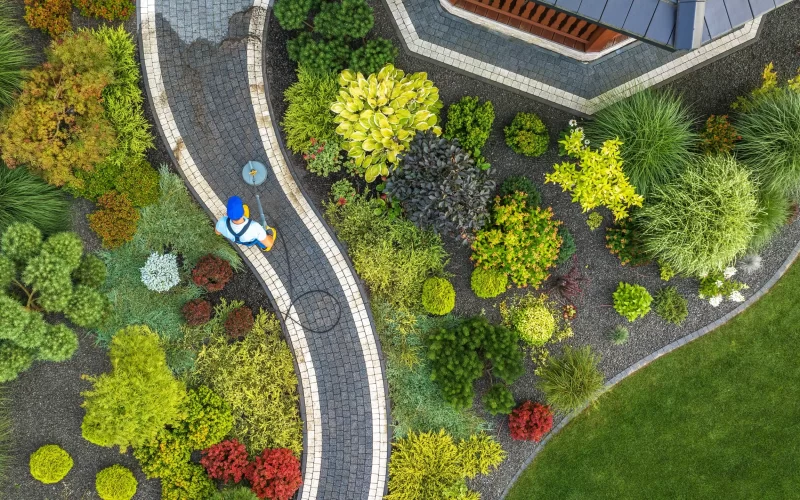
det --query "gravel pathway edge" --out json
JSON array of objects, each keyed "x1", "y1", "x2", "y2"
[{"x1": 499, "y1": 235, "x2": 800, "y2": 499}]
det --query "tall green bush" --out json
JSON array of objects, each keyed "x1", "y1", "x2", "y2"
[
  {"x1": 81, "y1": 325, "x2": 188, "y2": 451},
  {"x1": 635, "y1": 155, "x2": 759, "y2": 276},
  {"x1": 0, "y1": 3, "x2": 29, "y2": 109},
  {"x1": 585, "y1": 88, "x2": 696, "y2": 196},
  {"x1": 0, "y1": 165, "x2": 69, "y2": 236},
  {"x1": 282, "y1": 66, "x2": 339, "y2": 153}
]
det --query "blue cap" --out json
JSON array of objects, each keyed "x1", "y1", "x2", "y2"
[{"x1": 227, "y1": 196, "x2": 244, "y2": 220}]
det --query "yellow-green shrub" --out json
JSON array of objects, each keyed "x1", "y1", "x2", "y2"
[
  {"x1": 29, "y1": 444, "x2": 73, "y2": 484},
  {"x1": 95, "y1": 465, "x2": 137, "y2": 500},
  {"x1": 546, "y1": 129, "x2": 643, "y2": 221},
  {"x1": 500, "y1": 294, "x2": 571, "y2": 347}
]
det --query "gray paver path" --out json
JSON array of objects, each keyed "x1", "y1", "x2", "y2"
[{"x1": 137, "y1": 2, "x2": 389, "y2": 498}]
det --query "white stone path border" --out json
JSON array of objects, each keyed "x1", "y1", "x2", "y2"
[
  {"x1": 138, "y1": 2, "x2": 389, "y2": 498},
  {"x1": 500, "y1": 237, "x2": 800, "y2": 498},
  {"x1": 386, "y1": 0, "x2": 762, "y2": 114}
]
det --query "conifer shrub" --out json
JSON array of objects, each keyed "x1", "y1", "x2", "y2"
[
  {"x1": 200, "y1": 439, "x2": 250, "y2": 484},
  {"x1": 81, "y1": 325, "x2": 188, "y2": 451},
  {"x1": 182, "y1": 299, "x2": 213, "y2": 327},
  {"x1": 555, "y1": 226, "x2": 577, "y2": 266},
  {"x1": 444, "y1": 96, "x2": 494, "y2": 167},
  {"x1": 225, "y1": 306, "x2": 255, "y2": 339},
  {"x1": 178, "y1": 385, "x2": 234, "y2": 450},
  {"x1": 470, "y1": 267, "x2": 507, "y2": 298},
  {"x1": 605, "y1": 218, "x2": 650, "y2": 267},
  {"x1": 246, "y1": 448, "x2": 303, "y2": 500},
  {"x1": 214, "y1": 486, "x2": 260, "y2": 500},
  {"x1": 133, "y1": 428, "x2": 192, "y2": 479},
  {"x1": 192, "y1": 254, "x2": 234, "y2": 292},
  {"x1": 537, "y1": 346, "x2": 604, "y2": 412},
  {"x1": 88, "y1": 192, "x2": 140, "y2": 249},
  {"x1": 499, "y1": 175, "x2": 541, "y2": 209},
  {"x1": 508, "y1": 401, "x2": 553, "y2": 442},
  {"x1": 95, "y1": 465, "x2": 138, "y2": 500},
  {"x1": 0, "y1": 341, "x2": 34, "y2": 383},
  {"x1": 483, "y1": 384, "x2": 515, "y2": 416},
  {"x1": 66, "y1": 284, "x2": 111, "y2": 328},
  {"x1": 72, "y1": 253, "x2": 108, "y2": 289},
  {"x1": 504, "y1": 112, "x2": 548, "y2": 157},
  {"x1": 653, "y1": 286, "x2": 688, "y2": 325},
  {"x1": 29, "y1": 445, "x2": 73, "y2": 484},
  {"x1": 348, "y1": 39, "x2": 398, "y2": 76},
  {"x1": 421, "y1": 277, "x2": 455, "y2": 316}
]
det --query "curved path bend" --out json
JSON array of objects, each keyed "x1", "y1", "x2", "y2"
[{"x1": 137, "y1": 2, "x2": 389, "y2": 498}]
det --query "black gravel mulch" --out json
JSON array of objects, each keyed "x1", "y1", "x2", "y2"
[{"x1": 264, "y1": 3, "x2": 800, "y2": 498}]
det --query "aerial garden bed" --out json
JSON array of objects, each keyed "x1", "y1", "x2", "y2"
[
  {"x1": 0, "y1": 3, "x2": 304, "y2": 500},
  {"x1": 264, "y1": 1, "x2": 800, "y2": 498}
]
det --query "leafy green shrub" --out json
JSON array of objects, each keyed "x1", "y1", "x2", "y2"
[
  {"x1": 23, "y1": 0, "x2": 71, "y2": 37},
  {"x1": 483, "y1": 384, "x2": 515, "y2": 415},
  {"x1": 470, "y1": 267, "x2": 507, "y2": 298},
  {"x1": 635, "y1": 155, "x2": 758, "y2": 276},
  {"x1": 160, "y1": 463, "x2": 216, "y2": 500},
  {"x1": 0, "y1": 166, "x2": 69, "y2": 237},
  {"x1": 499, "y1": 175, "x2": 541, "y2": 208},
  {"x1": 73, "y1": 253, "x2": 108, "y2": 289},
  {"x1": 737, "y1": 87, "x2": 800, "y2": 197},
  {"x1": 133, "y1": 428, "x2": 191, "y2": 479},
  {"x1": 326, "y1": 196, "x2": 447, "y2": 310},
  {"x1": 605, "y1": 218, "x2": 650, "y2": 266},
  {"x1": 387, "y1": 430, "x2": 504, "y2": 500},
  {"x1": 500, "y1": 294, "x2": 570, "y2": 347},
  {"x1": 608, "y1": 325, "x2": 629, "y2": 346},
  {"x1": 190, "y1": 303, "x2": 303, "y2": 455},
  {"x1": 537, "y1": 346, "x2": 604, "y2": 412},
  {"x1": 302, "y1": 138, "x2": 343, "y2": 177},
  {"x1": 88, "y1": 192, "x2": 140, "y2": 250},
  {"x1": 200, "y1": 439, "x2": 250, "y2": 484},
  {"x1": 177, "y1": 385, "x2": 234, "y2": 450},
  {"x1": 472, "y1": 192, "x2": 562, "y2": 288},
  {"x1": 95, "y1": 465, "x2": 137, "y2": 500},
  {"x1": 427, "y1": 316, "x2": 523, "y2": 409},
  {"x1": 314, "y1": 0, "x2": 374, "y2": 39},
  {"x1": 654, "y1": 286, "x2": 688, "y2": 325},
  {"x1": 282, "y1": 67, "x2": 339, "y2": 153},
  {"x1": 750, "y1": 189, "x2": 790, "y2": 251},
  {"x1": 587, "y1": 211, "x2": 603, "y2": 231},
  {"x1": 0, "y1": 32, "x2": 117, "y2": 189},
  {"x1": 421, "y1": 277, "x2": 455, "y2": 315},
  {"x1": 613, "y1": 282, "x2": 652, "y2": 322},
  {"x1": 74, "y1": 0, "x2": 133, "y2": 20},
  {"x1": 329, "y1": 178, "x2": 358, "y2": 205},
  {"x1": 445, "y1": 96, "x2": 494, "y2": 165},
  {"x1": 348, "y1": 39, "x2": 398, "y2": 76},
  {"x1": 331, "y1": 65, "x2": 443, "y2": 182},
  {"x1": 699, "y1": 114, "x2": 740, "y2": 155},
  {"x1": 214, "y1": 486, "x2": 259, "y2": 500},
  {"x1": 385, "y1": 132, "x2": 495, "y2": 238},
  {"x1": 698, "y1": 268, "x2": 747, "y2": 306},
  {"x1": 555, "y1": 226, "x2": 576, "y2": 266},
  {"x1": 0, "y1": 341, "x2": 34, "y2": 383},
  {"x1": 659, "y1": 261, "x2": 676, "y2": 281},
  {"x1": 29, "y1": 445, "x2": 72, "y2": 484},
  {"x1": 81, "y1": 325, "x2": 188, "y2": 451},
  {"x1": 0, "y1": 4, "x2": 29, "y2": 109},
  {"x1": 547, "y1": 129, "x2": 643, "y2": 221},
  {"x1": 504, "y1": 112, "x2": 548, "y2": 157},
  {"x1": 585, "y1": 88, "x2": 696, "y2": 196}
]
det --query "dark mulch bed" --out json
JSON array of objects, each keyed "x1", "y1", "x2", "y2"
[
  {"x1": 0, "y1": 3, "x2": 274, "y2": 498},
  {"x1": 265, "y1": 3, "x2": 800, "y2": 498}
]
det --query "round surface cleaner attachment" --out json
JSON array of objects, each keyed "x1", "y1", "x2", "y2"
[{"x1": 242, "y1": 160, "x2": 268, "y2": 186}]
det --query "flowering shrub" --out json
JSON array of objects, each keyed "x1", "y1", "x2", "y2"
[
  {"x1": 182, "y1": 299, "x2": 212, "y2": 326},
  {"x1": 246, "y1": 448, "x2": 303, "y2": 500},
  {"x1": 699, "y1": 115, "x2": 740, "y2": 155},
  {"x1": 23, "y1": 0, "x2": 71, "y2": 37},
  {"x1": 472, "y1": 192, "x2": 562, "y2": 289},
  {"x1": 140, "y1": 252, "x2": 180, "y2": 292},
  {"x1": 88, "y1": 192, "x2": 140, "y2": 249},
  {"x1": 508, "y1": 401, "x2": 553, "y2": 442},
  {"x1": 504, "y1": 112, "x2": 548, "y2": 157},
  {"x1": 698, "y1": 267, "x2": 747, "y2": 307},
  {"x1": 225, "y1": 306, "x2": 255, "y2": 338},
  {"x1": 200, "y1": 439, "x2": 250, "y2": 484},
  {"x1": 74, "y1": 0, "x2": 134, "y2": 21},
  {"x1": 546, "y1": 130, "x2": 643, "y2": 221},
  {"x1": 302, "y1": 138, "x2": 343, "y2": 177},
  {"x1": 329, "y1": 179, "x2": 358, "y2": 206},
  {"x1": 613, "y1": 282, "x2": 652, "y2": 322},
  {"x1": 192, "y1": 254, "x2": 233, "y2": 292}
]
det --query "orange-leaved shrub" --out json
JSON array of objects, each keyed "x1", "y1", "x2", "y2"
[
  {"x1": 87, "y1": 191, "x2": 139, "y2": 249},
  {"x1": 246, "y1": 448, "x2": 302, "y2": 500},
  {"x1": 508, "y1": 401, "x2": 552, "y2": 442}
]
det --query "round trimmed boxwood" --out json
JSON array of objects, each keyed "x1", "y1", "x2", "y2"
[
  {"x1": 470, "y1": 267, "x2": 508, "y2": 298},
  {"x1": 96, "y1": 464, "x2": 138, "y2": 500},
  {"x1": 421, "y1": 277, "x2": 455, "y2": 315},
  {"x1": 29, "y1": 445, "x2": 73, "y2": 484}
]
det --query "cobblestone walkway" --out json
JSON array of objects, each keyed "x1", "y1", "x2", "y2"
[{"x1": 137, "y1": 2, "x2": 389, "y2": 498}]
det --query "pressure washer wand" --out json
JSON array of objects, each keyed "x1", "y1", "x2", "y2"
[{"x1": 249, "y1": 169, "x2": 268, "y2": 229}]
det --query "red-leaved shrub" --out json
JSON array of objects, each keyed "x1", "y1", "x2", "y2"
[
  {"x1": 182, "y1": 299, "x2": 212, "y2": 326},
  {"x1": 508, "y1": 401, "x2": 553, "y2": 442},
  {"x1": 245, "y1": 448, "x2": 302, "y2": 500},
  {"x1": 200, "y1": 439, "x2": 250, "y2": 484},
  {"x1": 224, "y1": 306, "x2": 254, "y2": 338},
  {"x1": 192, "y1": 255, "x2": 234, "y2": 292}
]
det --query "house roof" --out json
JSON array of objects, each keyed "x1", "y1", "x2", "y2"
[{"x1": 532, "y1": 0, "x2": 793, "y2": 50}]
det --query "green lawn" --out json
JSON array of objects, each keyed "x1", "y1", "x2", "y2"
[{"x1": 508, "y1": 260, "x2": 800, "y2": 500}]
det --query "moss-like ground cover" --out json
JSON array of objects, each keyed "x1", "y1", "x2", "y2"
[{"x1": 508, "y1": 259, "x2": 800, "y2": 500}]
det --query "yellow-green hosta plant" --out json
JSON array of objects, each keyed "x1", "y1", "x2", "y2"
[
  {"x1": 330, "y1": 64, "x2": 442, "y2": 182},
  {"x1": 546, "y1": 129, "x2": 643, "y2": 221}
]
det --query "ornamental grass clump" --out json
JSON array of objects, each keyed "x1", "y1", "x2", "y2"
[
  {"x1": 613, "y1": 282, "x2": 652, "y2": 322},
  {"x1": 0, "y1": 3, "x2": 29, "y2": 108},
  {"x1": 537, "y1": 346, "x2": 604, "y2": 413},
  {"x1": 421, "y1": 277, "x2": 455, "y2": 315},
  {"x1": 635, "y1": 155, "x2": 759, "y2": 277},
  {"x1": 0, "y1": 165, "x2": 69, "y2": 236},
  {"x1": 95, "y1": 465, "x2": 138, "y2": 500},
  {"x1": 504, "y1": 112, "x2": 549, "y2": 157},
  {"x1": 385, "y1": 132, "x2": 495, "y2": 239},
  {"x1": 29, "y1": 445, "x2": 72, "y2": 484},
  {"x1": 470, "y1": 267, "x2": 508, "y2": 298},
  {"x1": 654, "y1": 286, "x2": 688, "y2": 325},
  {"x1": 749, "y1": 189, "x2": 790, "y2": 251},
  {"x1": 585, "y1": 88, "x2": 696, "y2": 196},
  {"x1": 472, "y1": 192, "x2": 562, "y2": 289},
  {"x1": 608, "y1": 325, "x2": 630, "y2": 345},
  {"x1": 386, "y1": 430, "x2": 505, "y2": 500},
  {"x1": 546, "y1": 129, "x2": 643, "y2": 220},
  {"x1": 331, "y1": 64, "x2": 442, "y2": 182}
]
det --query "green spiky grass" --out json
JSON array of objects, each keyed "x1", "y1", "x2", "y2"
[
  {"x1": 0, "y1": 165, "x2": 70, "y2": 236},
  {"x1": 0, "y1": 2, "x2": 29, "y2": 109}
]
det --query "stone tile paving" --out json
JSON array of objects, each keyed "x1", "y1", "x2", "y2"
[
  {"x1": 385, "y1": 0, "x2": 768, "y2": 113},
  {"x1": 137, "y1": 1, "x2": 388, "y2": 498}
]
